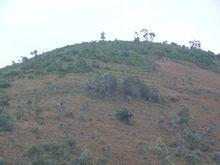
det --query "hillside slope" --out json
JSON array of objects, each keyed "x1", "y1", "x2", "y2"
[{"x1": 0, "y1": 41, "x2": 220, "y2": 164}]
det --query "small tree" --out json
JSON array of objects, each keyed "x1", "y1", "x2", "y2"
[
  {"x1": 149, "y1": 32, "x2": 156, "y2": 42},
  {"x1": 100, "y1": 31, "x2": 106, "y2": 41},
  {"x1": 189, "y1": 40, "x2": 201, "y2": 49},
  {"x1": 116, "y1": 108, "x2": 133, "y2": 123},
  {"x1": 30, "y1": 50, "x2": 38, "y2": 57},
  {"x1": 134, "y1": 31, "x2": 140, "y2": 42},
  {"x1": 140, "y1": 29, "x2": 148, "y2": 41}
]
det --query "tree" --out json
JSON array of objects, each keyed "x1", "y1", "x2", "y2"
[
  {"x1": 140, "y1": 29, "x2": 148, "y2": 41},
  {"x1": 149, "y1": 32, "x2": 156, "y2": 42},
  {"x1": 134, "y1": 31, "x2": 140, "y2": 42},
  {"x1": 189, "y1": 40, "x2": 201, "y2": 49},
  {"x1": 100, "y1": 31, "x2": 105, "y2": 41},
  {"x1": 30, "y1": 50, "x2": 38, "y2": 57}
]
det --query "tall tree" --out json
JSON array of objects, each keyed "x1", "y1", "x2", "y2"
[
  {"x1": 30, "y1": 50, "x2": 38, "y2": 57},
  {"x1": 189, "y1": 40, "x2": 201, "y2": 49},
  {"x1": 134, "y1": 31, "x2": 140, "y2": 42},
  {"x1": 149, "y1": 32, "x2": 156, "y2": 42},
  {"x1": 100, "y1": 31, "x2": 105, "y2": 41},
  {"x1": 140, "y1": 29, "x2": 148, "y2": 41}
]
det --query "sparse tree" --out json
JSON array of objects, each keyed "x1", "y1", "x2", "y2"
[
  {"x1": 140, "y1": 29, "x2": 148, "y2": 41},
  {"x1": 30, "y1": 50, "x2": 38, "y2": 57},
  {"x1": 21, "y1": 56, "x2": 28, "y2": 63},
  {"x1": 100, "y1": 31, "x2": 105, "y2": 41},
  {"x1": 149, "y1": 32, "x2": 156, "y2": 42},
  {"x1": 134, "y1": 31, "x2": 140, "y2": 42},
  {"x1": 189, "y1": 40, "x2": 201, "y2": 49}
]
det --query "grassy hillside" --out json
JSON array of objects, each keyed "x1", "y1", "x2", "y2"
[{"x1": 0, "y1": 41, "x2": 220, "y2": 164}]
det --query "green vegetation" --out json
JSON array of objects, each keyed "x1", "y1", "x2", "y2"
[
  {"x1": 0, "y1": 112, "x2": 13, "y2": 131},
  {"x1": 84, "y1": 72, "x2": 118, "y2": 97},
  {"x1": 0, "y1": 95, "x2": 10, "y2": 108},
  {"x1": 154, "y1": 138, "x2": 174, "y2": 165},
  {"x1": 121, "y1": 75, "x2": 151, "y2": 100},
  {"x1": 1, "y1": 41, "x2": 219, "y2": 78},
  {"x1": 0, "y1": 40, "x2": 219, "y2": 164},
  {"x1": 84, "y1": 73, "x2": 161, "y2": 102},
  {"x1": 22, "y1": 141, "x2": 97, "y2": 164},
  {"x1": 0, "y1": 80, "x2": 11, "y2": 88},
  {"x1": 116, "y1": 108, "x2": 133, "y2": 124}
]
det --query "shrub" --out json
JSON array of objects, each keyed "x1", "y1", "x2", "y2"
[
  {"x1": 121, "y1": 75, "x2": 150, "y2": 99},
  {"x1": 0, "y1": 95, "x2": 10, "y2": 108},
  {"x1": 84, "y1": 72, "x2": 118, "y2": 97},
  {"x1": 154, "y1": 138, "x2": 174, "y2": 165},
  {"x1": 0, "y1": 80, "x2": 11, "y2": 88},
  {"x1": 24, "y1": 143, "x2": 64, "y2": 159},
  {"x1": 67, "y1": 139, "x2": 76, "y2": 149},
  {"x1": 15, "y1": 111, "x2": 25, "y2": 120},
  {"x1": 0, "y1": 112, "x2": 13, "y2": 131},
  {"x1": 149, "y1": 88, "x2": 161, "y2": 103},
  {"x1": 178, "y1": 108, "x2": 190, "y2": 126},
  {"x1": 116, "y1": 108, "x2": 133, "y2": 123}
]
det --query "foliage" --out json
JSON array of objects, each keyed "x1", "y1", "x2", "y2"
[
  {"x1": 0, "y1": 95, "x2": 10, "y2": 108},
  {"x1": 154, "y1": 138, "x2": 174, "y2": 165},
  {"x1": 177, "y1": 108, "x2": 190, "y2": 126},
  {"x1": 121, "y1": 75, "x2": 151, "y2": 100},
  {"x1": 67, "y1": 139, "x2": 76, "y2": 149},
  {"x1": 0, "y1": 112, "x2": 13, "y2": 131},
  {"x1": 84, "y1": 72, "x2": 118, "y2": 97},
  {"x1": 0, "y1": 80, "x2": 11, "y2": 88},
  {"x1": 0, "y1": 41, "x2": 218, "y2": 77},
  {"x1": 116, "y1": 108, "x2": 133, "y2": 123}
]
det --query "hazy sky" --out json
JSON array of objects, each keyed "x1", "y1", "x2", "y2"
[{"x1": 0, "y1": 0, "x2": 220, "y2": 68}]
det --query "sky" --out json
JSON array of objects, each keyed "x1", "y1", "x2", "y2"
[{"x1": 0, "y1": 0, "x2": 220, "y2": 68}]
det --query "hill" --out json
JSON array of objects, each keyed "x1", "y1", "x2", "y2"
[{"x1": 0, "y1": 41, "x2": 220, "y2": 164}]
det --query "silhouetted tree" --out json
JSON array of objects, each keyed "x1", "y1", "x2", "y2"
[
  {"x1": 21, "y1": 56, "x2": 28, "y2": 63},
  {"x1": 189, "y1": 40, "x2": 201, "y2": 49},
  {"x1": 30, "y1": 50, "x2": 38, "y2": 57},
  {"x1": 149, "y1": 32, "x2": 156, "y2": 42},
  {"x1": 140, "y1": 29, "x2": 148, "y2": 41},
  {"x1": 134, "y1": 31, "x2": 140, "y2": 42},
  {"x1": 100, "y1": 31, "x2": 105, "y2": 41}
]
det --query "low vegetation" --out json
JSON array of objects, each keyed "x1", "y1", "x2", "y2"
[
  {"x1": 116, "y1": 108, "x2": 133, "y2": 124},
  {"x1": 0, "y1": 112, "x2": 13, "y2": 131},
  {"x1": 0, "y1": 40, "x2": 219, "y2": 164},
  {"x1": 84, "y1": 72, "x2": 161, "y2": 102}
]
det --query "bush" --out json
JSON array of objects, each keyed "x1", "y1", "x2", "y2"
[
  {"x1": 0, "y1": 80, "x2": 11, "y2": 88},
  {"x1": 178, "y1": 108, "x2": 190, "y2": 126},
  {"x1": 67, "y1": 139, "x2": 76, "y2": 149},
  {"x1": 0, "y1": 95, "x2": 10, "y2": 108},
  {"x1": 116, "y1": 108, "x2": 133, "y2": 123},
  {"x1": 0, "y1": 112, "x2": 13, "y2": 131},
  {"x1": 84, "y1": 72, "x2": 118, "y2": 97},
  {"x1": 16, "y1": 111, "x2": 25, "y2": 120},
  {"x1": 121, "y1": 75, "x2": 150, "y2": 99},
  {"x1": 24, "y1": 143, "x2": 64, "y2": 159}
]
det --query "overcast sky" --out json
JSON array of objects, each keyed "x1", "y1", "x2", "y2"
[{"x1": 0, "y1": 0, "x2": 220, "y2": 68}]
